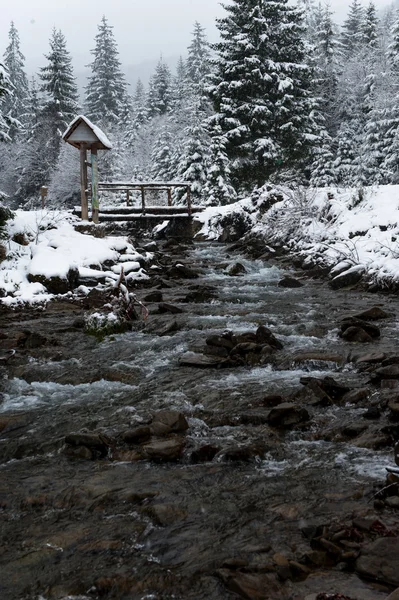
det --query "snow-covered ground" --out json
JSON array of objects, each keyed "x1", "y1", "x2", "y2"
[
  {"x1": 0, "y1": 210, "x2": 149, "y2": 306},
  {"x1": 194, "y1": 185, "x2": 399, "y2": 289}
]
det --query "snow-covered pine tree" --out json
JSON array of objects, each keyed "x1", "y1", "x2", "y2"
[
  {"x1": 363, "y1": 2, "x2": 379, "y2": 49},
  {"x1": 186, "y1": 22, "x2": 211, "y2": 90},
  {"x1": 85, "y1": 16, "x2": 129, "y2": 125},
  {"x1": 17, "y1": 30, "x2": 79, "y2": 204},
  {"x1": 208, "y1": 0, "x2": 320, "y2": 191},
  {"x1": 203, "y1": 122, "x2": 236, "y2": 205},
  {"x1": 175, "y1": 107, "x2": 211, "y2": 204},
  {"x1": 312, "y1": 3, "x2": 341, "y2": 136},
  {"x1": 171, "y1": 57, "x2": 188, "y2": 111},
  {"x1": 124, "y1": 79, "x2": 148, "y2": 148},
  {"x1": 3, "y1": 22, "x2": 29, "y2": 139},
  {"x1": 147, "y1": 58, "x2": 172, "y2": 118},
  {"x1": 333, "y1": 121, "x2": 359, "y2": 186},
  {"x1": 151, "y1": 127, "x2": 176, "y2": 181},
  {"x1": 310, "y1": 130, "x2": 336, "y2": 186},
  {"x1": 340, "y1": 0, "x2": 365, "y2": 58},
  {"x1": 0, "y1": 62, "x2": 12, "y2": 144}
]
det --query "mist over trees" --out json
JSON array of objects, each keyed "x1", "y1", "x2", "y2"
[{"x1": 2, "y1": 1, "x2": 399, "y2": 208}]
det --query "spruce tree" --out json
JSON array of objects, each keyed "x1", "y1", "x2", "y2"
[
  {"x1": 0, "y1": 63, "x2": 12, "y2": 143},
  {"x1": 204, "y1": 123, "x2": 237, "y2": 205},
  {"x1": 151, "y1": 127, "x2": 176, "y2": 181},
  {"x1": 85, "y1": 16, "x2": 129, "y2": 125},
  {"x1": 186, "y1": 22, "x2": 211, "y2": 88},
  {"x1": 363, "y1": 2, "x2": 379, "y2": 49},
  {"x1": 147, "y1": 58, "x2": 172, "y2": 118},
  {"x1": 3, "y1": 22, "x2": 29, "y2": 139},
  {"x1": 176, "y1": 110, "x2": 210, "y2": 203},
  {"x1": 209, "y1": 0, "x2": 320, "y2": 191},
  {"x1": 341, "y1": 0, "x2": 365, "y2": 58}
]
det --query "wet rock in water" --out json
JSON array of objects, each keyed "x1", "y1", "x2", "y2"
[
  {"x1": 142, "y1": 437, "x2": 185, "y2": 461},
  {"x1": 158, "y1": 302, "x2": 184, "y2": 314},
  {"x1": 256, "y1": 325, "x2": 284, "y2": 350},
  {"x1": 167, "y1": 263, "x2": 199, "y2": 279},
  {"x1": 216, "y1": 569, "x2": 285, "y2": 600},
  {"x1": 385, "y1": 497, "x2": 399, "y2": 509},
  {"x1": 179, "y1": 352, "x2": 225, "y2": 368},
  {"x1": 122, "y1": 426, "x2": 151, "y2": 444},
  {"x1": 149, "y1": 421, "x2": 172, "y2": 436},
  {"x1": 300, "y1": 376, "x2": 350, "y2": 402},
  {"x1": 355, "y1": 352, "x2": 386, "y2": 364},
  {"x1": 262, "y1": 394, "x2": 284, "y2": 407},
  {"x1": 356, "y1": 537, "x2": 399, "y2": 586},
  {"x1": 204, "y1": 345, "x2": 229, "y2": 359},
  {"x1": 142, "y1": 241, "x2": 158, "y2": 252},
  {"x1": 143, "y1": 290, "x2": 163, "y2": 302},
  {"x1": 64, "y1": 432, "x2": 110, "y2": 459},
  {"x1": 341, "y1": 317, "x2": 381, "y2": 339},
  {"x1": 182, "y1": 286, "x2": 217, "y2": 303},
  {"x1": 19, "y1": 331, "x2": 48, "y2": 349},
  {"x1": 294, "y1": 379, "x2": 333, "y2": 407},
  {"x1": 278, "y1": 276, "x2": 303, "y2": 288},
  {"x1": 374, "y1": 365, "x2": 399, "y2": 380},
  {"x1": 352, "y1": 431, "x2": 391, "y2": 450},
  {"x1": 152, "y1": 410, "x2": 189, "y2": 433},
  {"x1": 341, "y1": 422, "x2": 368, "y2": 438},
  {"x1": 190, "y1": 444, "x2": 220, "y2": 463},
  {"x1": 389, "y1": 401, "x2": 399, "y2": 421},
  {"x1": 341, "y1": 326, "x2": 373, "y2": 343},
  {"x1": 383, "y1": 355, "x2": 399, "y2": 366},
  {"x1": 386, "y1": 588, "x2": 399, "y2": 600},
  {"x1": 363, "y1": 406, "x2": 381, "y2": 419},
  {"x1": 217, "y1": 441, "x2": 268, "y2": 462},
  {"x1": 147, "y1": 503, "x2": 187, "y2": 526},
  {"x1": 353, "y1": 306, "x2": 390, "y2": 320},
  {"x1": 206, "y1": 334, "x2": 235, "y2": 351},
  {"x1": 225, "y1": 262, "x2": 247, "y2": 276},
  {"x1": 329, "y1": 268, "x2": 364, "y2": 290},
  {"x1": 235, "y1": 331, "x2": 258, "y2": 344},
  {"x1": 267, "y1": 403, "x2": 310, "y2": 428}
]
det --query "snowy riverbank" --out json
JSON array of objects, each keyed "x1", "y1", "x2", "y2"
[
  {"x1": 0, "y1": 210, "x2": 150, "y2": 306},
  {"x1": 195, "y1": 185, "x2": 399, "y2": 290}
]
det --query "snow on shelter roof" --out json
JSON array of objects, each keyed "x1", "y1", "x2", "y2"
[{"x1": 62, "y1": 115, "x2": 112, "y2": 150}]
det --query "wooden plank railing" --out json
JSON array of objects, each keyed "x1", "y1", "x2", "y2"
[{"x1": 94, "y1": 181, "x2": 193, "y2": 216}]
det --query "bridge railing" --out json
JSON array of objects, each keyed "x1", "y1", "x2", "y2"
[{"x1": 93, "y1": 181, "x2": 193, "y2": 216}]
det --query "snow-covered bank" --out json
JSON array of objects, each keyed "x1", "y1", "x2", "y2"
[
  {"x1": 194, "y1": 185, "x2": 399, "y2": 289},
  {"x1": 0, "y1": 210, "x2": 150, "y2": 306}
]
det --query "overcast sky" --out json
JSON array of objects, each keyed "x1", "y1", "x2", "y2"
[{"x1": 0, "y1": 0, "x2": 394, "y2": 76}]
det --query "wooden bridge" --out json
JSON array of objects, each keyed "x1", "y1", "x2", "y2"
[
  {"x1": 73, "y1": 181, "x2": 204, "y2": 238},
  {"x1": 73, "y1": 181, "x2": 204, "y2": 221}
]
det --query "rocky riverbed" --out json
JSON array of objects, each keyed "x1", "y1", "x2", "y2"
[{"x1": 1, "y1": 239, "x2": 399, "y2": 600}]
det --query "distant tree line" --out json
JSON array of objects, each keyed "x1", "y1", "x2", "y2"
[{"x1": 1, "y1": 0, "x2": 399, "y2": 208}]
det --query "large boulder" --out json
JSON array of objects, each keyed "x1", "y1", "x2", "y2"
[
  {"x1": 356, "y1": 538, "x2": 399, "y2": 586},
  {"x1": 28, "y1": 266, "x2": 79, "y2": 294},
  {"x1": 267, "y1": 403, "x2": 310, "y2": 428}
]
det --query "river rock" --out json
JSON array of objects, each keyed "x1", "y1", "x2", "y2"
[
  {"x1": 167, "y1": 263, "x2": 199, "y2": 279},
  {"x1": 122, "y1": 426, "x2": 151, "y2": 444},
  {"x1": 385, "y1": 497, "x2": 399, "y2": 509},
  {"x1": 190, "y1": 444, "x2": 219, "y2": 463},
  {"x1": 256, "y1": 325, "x2": 284, "y2": 350},
  {"x1": 225, "y1": 262, "x2": 247, "y2": 276},
  {"x1": 278, "y1": 276, "x2": 303, "y2": 288},
  {"x1": 206, "y1": 334, "x2": 235, "y2": 350},
  {"x1": 218, "y1": 441, "x2": 268, "y2": 461},
  {"x1": 341, "y1": 326, "x2": 373, "y2": 343},
  {"x1": 204, "y1": 345, "x2": 229, "y2": 358},
  {"x1": 158, "y1": 302, "x2": 184, "y2": 314},
  {"x1": 356, "y1": 537, "x2": 399, "y2": 586},
  {"x1": 64, "y1": 433, "x2": 109, "y2": 458},
  {"x1": 152, "y1": 410, "x2": 189, "y2": 433},
  {"x1": 179, "y1": 352, "x2": 225, "y2": 368},
  {"x1": 28, "y1": 266, "x2": 79, "y2": 294},
  {"x1": 329, "y1": 268, "x2": 364, "y2": 290},
  {"x1": 216, "y1": 569, "x2": 284, "y2": 599},
  {"x1": 383, "y1": 355, "x2": 399, "y2": 366},
  {"x1": 375, "y1": 365, "x2": 399, "y2": 379},
  {"x1": 355, "y1": 352, "x2": 386, "y2": 364},
  {"x1": 341, "y1": 388, "x2": 370, "y2": 404},
  {"x1": 143, "y1": 291, "x2": 163, "y2": 302},
  {"x1": 353, "y1": 306, "x2": 390, "y2": 320},
  {"x1": 300, "y1": 376, "x2": 350, "y2": 402},
  {"x1": 341, "y1": 422, "x2": 368, "y2": 438},
  {"x1": 341, "y1": 318, "x2": 380, "y2": 339},
  {"x1": 142, "y1": 438, "x2": 185, "y2": 461},
  {"x1": 386, "y1": 589, "x2": 399, "y2": 600},
  {"x1": 267, "y1": 403, "x2": 310, "y2": 428}
]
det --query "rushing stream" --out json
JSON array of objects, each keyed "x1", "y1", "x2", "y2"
[{"x1": 1, "y1": 242, "x2": 398, "y2": 600}]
